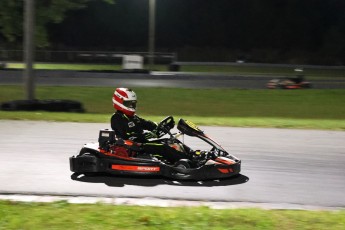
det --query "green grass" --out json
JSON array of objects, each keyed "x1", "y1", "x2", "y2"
[
  {"x1": 6, "y1": 62, "x2": 169, "y2": 71},
  {"x1": 1, "y1": 86, "x2": 344, "y2": 130},
  {"x1": 0, "y1": 201, "x2": 344, "y2": 230}
]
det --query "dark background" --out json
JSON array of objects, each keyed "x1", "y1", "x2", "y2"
[
  {"x1": 3, "y1": 0, "x2": 345, "y2": 64},
  {"x1": 47, "y1": 0, "x2": 345, "y2": 64}
]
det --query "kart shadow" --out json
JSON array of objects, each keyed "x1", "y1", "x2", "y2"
[{"x1": 71, "y1": 173, "x2": 249, "y2": 187}]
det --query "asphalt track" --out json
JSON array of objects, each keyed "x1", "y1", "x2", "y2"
[
  {"x1": 0, "y1": 120, "x2": 344, "y2": 209},
  {"x1": 0, "y1": 69, "x2": 345, "y2": 89}
]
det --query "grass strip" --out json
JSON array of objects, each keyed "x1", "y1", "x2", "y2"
[
  {"x1": 0, "y1": 112, "x2": 344, "y2": 130},
  {"x1": 0, "y1": 86, "x2": 344, "y2": 130},
  {"x1": 1, "y1": 201, "x2": 344, "y2": 230},
  {"x1": 6, "y1": 62, "x2": 167, "y2": 71},
  {"x1": 1, "y1": 86, "x2": 344, "y2": 118}
]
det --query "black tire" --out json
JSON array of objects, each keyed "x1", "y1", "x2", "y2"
[
  {"x1": 83, "y1": 172, "x2": 98, "y2": 177},
  {"x1": 0, "y1": 99, "x2": 84, "y2": 112},
  {"x1": 304, "y1": 83, "x2": 312, "y2": 88},
  {"x1": 174, "y1": 159, "x2": 191, "y2": 169},
  {"x1": 78, "y1": 148, "x2": 98, "y2": 157},
  {"x1": 74, "y1": 150, "x2": 99, "y2": 176}
]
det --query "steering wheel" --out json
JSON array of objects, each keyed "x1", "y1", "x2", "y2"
[{"x1": 156, "y1": 116, "x2": 175, "y2": 137}]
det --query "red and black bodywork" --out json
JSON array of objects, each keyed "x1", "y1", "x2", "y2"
[
  {"x1": 267, "y1": 76, "x2": 312, "y2": 89},
  {"x1": 70, "y1": 118, "x2": 241, "y2": 180}
]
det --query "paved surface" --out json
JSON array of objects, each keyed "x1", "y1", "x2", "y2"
[
  {"x1": 1, "y1": 69, "x2": 344, "y2": 89},
  {"x1": 0, "y1": 120, "x2": 344, "y2": 209}
]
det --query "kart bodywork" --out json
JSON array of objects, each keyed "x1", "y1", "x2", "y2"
[
  {"x1": 70, "y1": 117, "x2": 241, "y2": 180},
  {"x1": 267, "y1": 76, "x2": 312, "y2": 89}
]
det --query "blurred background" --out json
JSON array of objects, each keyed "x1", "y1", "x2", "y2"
[
  {"x1": 0, "y1": 0, "x2": 344, "y2": 65},
  {"x1": 0, "y1": 0, "x2": 344, "y2": 121}
]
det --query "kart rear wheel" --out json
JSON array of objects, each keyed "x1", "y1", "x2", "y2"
[
  {"x1": 78, "y1": 147, "x2": 98, "y2": 157},
  {"x1": 304, "y1": 83, "x2": 312, "y2": 88},
  {"x1": 80, "y1": 152, "x2": 98, "y2": 177},
  {"x1": 71, "y1": 150, "x2": 100, "y2": 175},
  {"x1": 83, "y1": 172, "x2": 98, "y2": 177}
]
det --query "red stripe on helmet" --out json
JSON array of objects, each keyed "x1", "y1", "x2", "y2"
[{"x1": 116, "y1": 88, "x2": 129, "y2": 99}]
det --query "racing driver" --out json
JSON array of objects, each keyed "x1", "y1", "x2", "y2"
[{"x1": 110, "y1": 87, "x2": 209, "y2": 164}]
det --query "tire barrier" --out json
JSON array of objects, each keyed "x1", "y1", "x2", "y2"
[
  {"x1": 0, "y1": 62, "x2": 6, "y2": 69},
  {"x1": 1, "y1": 99, "x2": 85, "y2": 112}
]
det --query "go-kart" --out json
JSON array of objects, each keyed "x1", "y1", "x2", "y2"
[
  {"x1": 69, "y1": 117, "x2": 241, "y2": 180},
  {"x1": 267, "y1": 76, "x2": 312, "y2": 89}
]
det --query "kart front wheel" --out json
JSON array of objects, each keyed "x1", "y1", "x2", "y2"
[{"x1": 174, "y1": 159, "x2": 192, "y2": 169}]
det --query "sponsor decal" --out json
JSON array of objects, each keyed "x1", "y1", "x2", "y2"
[
  {"x1": 112, "y1": 164, "x2": 160, "y2": 172},
  {"x1": 185, "y1": 120, "x2": 201, "y2": 131},
  {"x1": 137, "y1": 166, "x2": 160, "y2": 171},
  {"x1": 128, "y1": 121, "x2": 135, "y2": 128}
]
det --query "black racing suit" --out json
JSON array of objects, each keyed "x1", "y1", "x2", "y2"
[{"x1": 111, "y1": 111, "x2": 189, "y2": 163}]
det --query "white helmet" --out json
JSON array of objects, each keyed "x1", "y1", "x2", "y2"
[{"x1": 112, "y1": 88, "x2": 137, "y2": 116}]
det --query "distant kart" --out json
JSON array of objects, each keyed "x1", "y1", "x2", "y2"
[
  {"x1": 267, "y1": 76, "x2": 312, "y2": 89},
  {"x1": 70, "y1": 117, "x2": 241, "y2": 180}
]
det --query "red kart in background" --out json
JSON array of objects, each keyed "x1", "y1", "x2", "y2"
[
  {"x1": 267, "y1": 68, "x2": 312, "y2": 89},
  {"x1": 267, "y1": 75, "x2": 312, "y2": 89}
]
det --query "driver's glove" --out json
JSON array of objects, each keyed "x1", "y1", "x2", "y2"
[
  {"x1": 115, "y1": 138, "x2": 125, "y2": 146},
  {"x1": 153, "y1": 128, "x2": 165, "y2": 138},
  {"x1": 144, "y1": 131, "x2": 158, "y2": 140}
]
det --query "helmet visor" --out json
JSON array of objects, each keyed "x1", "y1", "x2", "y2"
[{"x1": 123, "y1": 100, "x2": 137, "y2": 109}]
